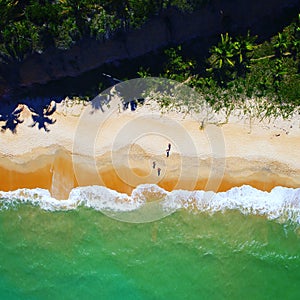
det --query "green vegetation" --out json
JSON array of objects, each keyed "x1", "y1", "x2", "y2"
[
  {"x1": 141, "y1": 13, "x2": 300, "y2": 120},
  {"x1": 207, "y1": 31, "x2": 257, "y2": 83},
  {"x1": 0, "y1": 1, "x2": 298, "y2": 122},
  {"x1": 0, "y1": 0, "x2": 209, "y2": 63}
]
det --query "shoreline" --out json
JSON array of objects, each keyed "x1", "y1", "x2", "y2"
[
  {"x1": 0, "y1": 97, "x2": 299, "y2": 199},
  {"x1": 0, "y1": 146, "x2": 299, "y2": 200}
]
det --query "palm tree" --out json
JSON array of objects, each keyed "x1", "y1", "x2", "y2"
[
  {"x1": 207, "y1": 33, "x2": 238, "y2": 84},
  {"x1": 272, "y1": 32, "x2": 289, "y2": 57},
  {"x1": 234, "y1": 31, "x2": 257, "y2": 75},
  {"x1": 209, "y1": 33, "x2": 236, "y2": 68}
]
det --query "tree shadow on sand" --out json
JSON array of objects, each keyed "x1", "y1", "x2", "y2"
[
  {"x1": 90, "y1": 91, "x2": 114, "y2": 114},
  {"x1": 90, "y1": 73, "x2": 120, "y2": 114},
  {"x1": 0, "y1": 96, "x2": 60, "y2": 134},
  {"x1": 91, "y1": 74, "x2": 146, "y2": 113},
  {"x1": 0, "y1": 75, "x2": 150, "y2": 134},
  {"x1": 0, "y1": 103, "x2": 24, "y2": 134},
  {"x1": 25, "y1": 99, "x2": 57, "y2": 132}
]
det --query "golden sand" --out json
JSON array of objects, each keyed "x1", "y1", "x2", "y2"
[
  {"x1": 0, "y1": 99, "x2": 299, "y2": 199},
  {"x1": 0, "y1": 148, "x2": 298, "y2": 199}
]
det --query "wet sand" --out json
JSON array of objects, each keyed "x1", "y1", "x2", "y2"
[{"x1": 0, "y1": 147, "x2": 299, "y2": 199}]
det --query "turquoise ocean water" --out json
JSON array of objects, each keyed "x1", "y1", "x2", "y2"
[{"x1": 0, "y1": 185, "x2": 300, "y2": 299}]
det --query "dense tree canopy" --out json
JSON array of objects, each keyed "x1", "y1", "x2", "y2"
[
  {"x1": 0, "y1": 0, "x2": 209, "y2": 62},
  {"x1": 0, "y1": 1, "x2": 298, "y2": 120},
  {"x1": 144, "y1": 13, "x2": 300, "y2": 118}
]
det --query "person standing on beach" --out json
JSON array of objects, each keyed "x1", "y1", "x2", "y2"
[
  {"x1": 157, "y1": 167, "x2": 161, "y2": 176},
  {"x1": 166, "y1": 143, "x2": 171, "y2": 157},
  {"x1": 153, "y1": 161, "x2": 156, "y2": 169}
]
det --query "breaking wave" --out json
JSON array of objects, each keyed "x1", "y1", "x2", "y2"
[{"x1": 0, "y1": 184, "x2": 300, "y2": 224}]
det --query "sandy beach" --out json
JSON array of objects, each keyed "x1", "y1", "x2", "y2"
[{"x1": 0, "y1": 94, "x2": 299, "y2": 200}]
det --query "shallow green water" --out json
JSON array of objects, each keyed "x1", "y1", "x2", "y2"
[{"x1": 0, "y1": 205, "x2": 300, "y2": 299}]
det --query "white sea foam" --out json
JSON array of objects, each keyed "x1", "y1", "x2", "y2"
[{"x1": 0, "y1": 184, "x2": 299, "y2": 223}]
